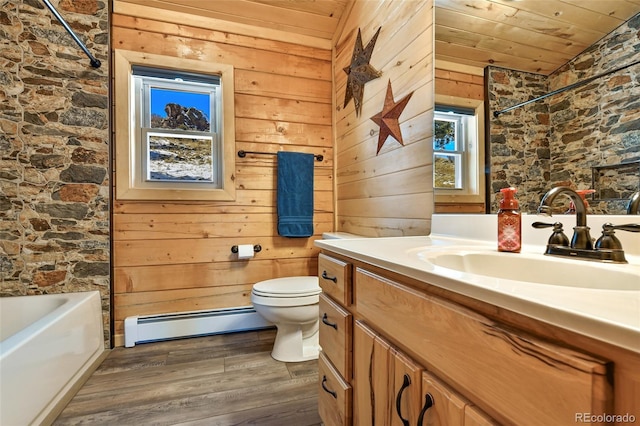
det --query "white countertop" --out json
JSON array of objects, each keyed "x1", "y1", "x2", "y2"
[{"x1": 315, "y1": 215, "x2": 640, "y2": 353}]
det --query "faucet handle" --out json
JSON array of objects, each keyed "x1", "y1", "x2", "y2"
[
  {"x1": 532, "y1": 221, "x2": 570, "y2": 246},
  {"x1": 595, "y1": 223, "x2": 640, "y2": 250},
  {"x1": 532, "y1": 221, "x2": 555, "y2": 229},
  {"x1": 603, "y1": 223, "x2": 640, "y2": 233}
]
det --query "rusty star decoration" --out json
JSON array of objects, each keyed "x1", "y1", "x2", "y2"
[
  {"x1": 370, "y1": 80, "x2": 414, "y2": 155},
  {"x1": 343, "y1": 26, "x2": 382, "y2": 117}
]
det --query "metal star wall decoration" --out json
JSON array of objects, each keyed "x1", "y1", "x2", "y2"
[
  {"x1": 343, "y1": 26, "x2": 382, "y2": 117},
  {"x1": 370, "y1": 80, "x2": 414, "y2": 155}
]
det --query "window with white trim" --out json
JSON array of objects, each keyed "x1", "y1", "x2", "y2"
[
  {"x1": 133, "y1": 66, "x2": 222, "y2": 187},
  {"x1": 434, "y1": 106, "x2": 474, "y2": 189},
  {"x1": 114, "y1": 49, "x2": 236, "y2": 201},
  {"x1": 433, "y1": 101, "x2": 484, "y2": 203}
]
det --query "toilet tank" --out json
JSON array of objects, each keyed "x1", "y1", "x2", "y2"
[{"x1": 322, "y1": 232, "x2": 364, "y2": 240}]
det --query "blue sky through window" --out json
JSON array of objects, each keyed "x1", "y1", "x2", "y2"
[
  {"x1": 151, "y1": 88, "x2": 210, "y2": 121},
  {"x1": 434, "y1": 119, "x2": 456, "y2": 151}
]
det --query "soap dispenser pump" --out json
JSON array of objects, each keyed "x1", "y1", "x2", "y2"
[
  {"x1": 498, "y1": 187, "x2": 521, "y2": 253},
  {"x1": 566, "y1": 189, "x2": 595, "y2": 214}
]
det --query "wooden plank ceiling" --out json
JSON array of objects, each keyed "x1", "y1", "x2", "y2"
[
  {"x1": 120, "y1": 0, "x2": 640, "y2": 75},
  {"x1": 116, "y1": 0, "x2": 351, "y2": 40},
  {"x1": 436, "y1": 0, "x2": 640, "y2": 75}
]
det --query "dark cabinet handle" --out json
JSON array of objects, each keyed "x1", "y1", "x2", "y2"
[
  {"x1": 321, "y1": 375, "x2": 337, "y2": 399},
  {"x1": 417, "y1": 393, "x2": 434, "y2": 426},
  {"x1": 321, "y1": 271, "x2": 337, "y2": 283},
  {"x1": 322, "y1": 313, "x2": 338, "y2": 330},
  {"x1": 395, "y1": 374, "x2": 411, "y2": 426}
]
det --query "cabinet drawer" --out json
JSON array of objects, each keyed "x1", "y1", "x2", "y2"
[
  {"x1": 319, "y1": 294, "x2": 352, "y2": 380},
  {"x1": 318, "y1": 253, "x2": 352, "y2": 306},
  {"x1": 319, "y1": 351, "x2": 352, "y2": 426},
  {"x1": 355, "y1": 268, "x2": 613, "y2": 426}
]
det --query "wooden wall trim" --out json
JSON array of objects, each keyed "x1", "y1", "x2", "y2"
[{"x1": 113, "y1": 1, "x2": 332, "y2": 50}]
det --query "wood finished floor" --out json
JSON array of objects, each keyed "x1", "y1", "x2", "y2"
[{"x1": 54, "y1": 329, "x2": 322, "y2": 426}]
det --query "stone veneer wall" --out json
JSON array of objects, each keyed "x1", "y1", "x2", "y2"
[
  {"x1": 487, "y1": 68, "x2": 549, "y2": 213},
  {"x1": 0, "y1": 0, "x2": 110, "y2": 345},
  {"x1": 547, "y1": 14, "x2": 640, "y2": 215},
  {"x1": 488, "y1": 13, "x2": 640, "y2": 215}
]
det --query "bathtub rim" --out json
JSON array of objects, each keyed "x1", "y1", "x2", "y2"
[
  {"x1": 1, "y1": 292, "x2": 99, "y2": 355},
  {"x1": 0, "y1": 291, "x2": 109, "y2": 426}
]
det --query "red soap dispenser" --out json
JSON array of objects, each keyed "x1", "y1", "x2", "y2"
[
  {"x1": 566, "y1": 189, "x2": 595, "y2": 214},
  {"x1": 498, "y1": 187, "x2": 521, "y2": 253}
]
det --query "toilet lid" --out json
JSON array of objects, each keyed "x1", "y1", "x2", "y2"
[{"x1": 253, "y1": 276, "x2": 321, "y2": 298}]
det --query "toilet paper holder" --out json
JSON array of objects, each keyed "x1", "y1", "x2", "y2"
[{"x1": 231, "y1": 244, "x2": 262, "y2": 254}]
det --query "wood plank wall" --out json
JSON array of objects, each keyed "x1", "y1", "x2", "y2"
[
  {"x1": 334, "y1": 0, "x2": 434, "y2": 237},
  {"x1": 435, "y1": 66, "x2": 484, "y2": 101},
  {"x1": 111, "y1": 7, "x2": 334, "y2": 345},
  {"x1": 434, "y1": 63, "x2": 486, "y2": 214}
]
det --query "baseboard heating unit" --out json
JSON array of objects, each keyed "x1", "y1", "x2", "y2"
[{"x1": 124, "y1": 306, "x2": 272, "y2": 347}]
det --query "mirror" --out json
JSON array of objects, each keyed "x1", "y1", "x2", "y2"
[
  {"x1": 434, "y1": 2, "x2": 640, "y2": 215},
  {"x1": 485, "y1": 63, "x2": 639, "y2": 216}
]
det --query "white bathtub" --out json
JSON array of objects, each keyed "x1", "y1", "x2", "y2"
[{"x1": 0, "y1": 291, "x2": 106, "y2": 426}]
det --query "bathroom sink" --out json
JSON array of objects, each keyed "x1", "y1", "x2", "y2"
[{"x1": 418, "y1": 250, "x2": 640, "y2": 290}]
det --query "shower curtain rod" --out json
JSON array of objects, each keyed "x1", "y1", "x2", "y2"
[
  {"x1": 41, "y1": 0, "x2": 101, "y2": 68},
  {"x1": 493, "y1": 59, "x2": 640, "y2": 118}
]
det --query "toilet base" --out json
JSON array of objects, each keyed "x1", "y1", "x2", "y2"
[{"x1": 270, "y1": 323, "x2": 320, "y2": 362}]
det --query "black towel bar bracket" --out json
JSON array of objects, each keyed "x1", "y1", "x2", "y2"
[
  {"x1": 231, "y1": 245, "x2": 262, "y2": 254},
  {"x1": 237, "y1": 150, "x2": 323, "y2": 162}
]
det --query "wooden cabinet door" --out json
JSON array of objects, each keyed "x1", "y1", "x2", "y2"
[
  {"x1": 354, "y1": 320, "x2": 425, "y2": 426},
  {"x1": 464, "y1": 405, "x2": 499, "y2": 426},
  {"x1": 353, "y1": 320, "x2": 392, "y2": 426},
  {"x1": 390, "y1": 349, "x2": 423, "y2": 426},
  {"x1": 419, "y1": 371, "x2": 467, "y2": 426},
  {"x1": 353, "y1": 320, "x2": 375, "y2": 426}
]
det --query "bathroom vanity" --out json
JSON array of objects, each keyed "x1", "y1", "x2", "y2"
[{"x1": 315, "y1": 215, "x2": 640, "y2": 426}]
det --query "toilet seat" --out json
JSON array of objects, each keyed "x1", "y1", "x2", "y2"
[
  {"x1": 251, "y1": 276, "x2": 320, "y2": 307},
  {"x1": 251, "y1": 292, "x2": 319, "y2": 307},
  {"x1": 252, "y1": 276, "x2": 320, "y2": 298}
]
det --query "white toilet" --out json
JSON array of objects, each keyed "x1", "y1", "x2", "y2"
[
  {"x1": 251, "y1": 276, "x2": 322, "y2": 362},
  {"x1": 251, "y1": 232, "x2": 362, "y2": 362}
]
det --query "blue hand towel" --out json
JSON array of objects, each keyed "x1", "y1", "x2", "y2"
[{"x1": 277, "y1": 151, "x2": 314, "y2": 237}]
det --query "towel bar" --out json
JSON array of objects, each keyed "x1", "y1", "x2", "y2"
[{"x1": 237, "y1": 150, "x2": 323, "y2": 162}]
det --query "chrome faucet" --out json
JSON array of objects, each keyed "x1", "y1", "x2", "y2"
[
  {"x1": 535, "y1": 186, "x2": 640, "y2": 263},
  {"x1": 537, "y1": 187, "x2": 593, "y2": 249},
  {"x1": 627, "y1": 191, "x2": 640, "y2": 215}
]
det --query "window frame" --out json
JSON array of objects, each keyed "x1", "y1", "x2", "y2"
[
  {"x1": 434, "y1": 95, "x2": 485, "y2": 204},
  {"x1": 135, "y1": 73, "x2": 221, "y2": 186},
  {"x1": 114, "y1": 49, "x2": 236, "y2": 201},
  {"x1": 434, "y1": 112, "x2": 466, "y2": 189}
]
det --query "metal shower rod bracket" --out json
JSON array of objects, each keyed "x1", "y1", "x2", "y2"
[{"x1": 41, "y1": 0, "x2": 101, "y2": 68}]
